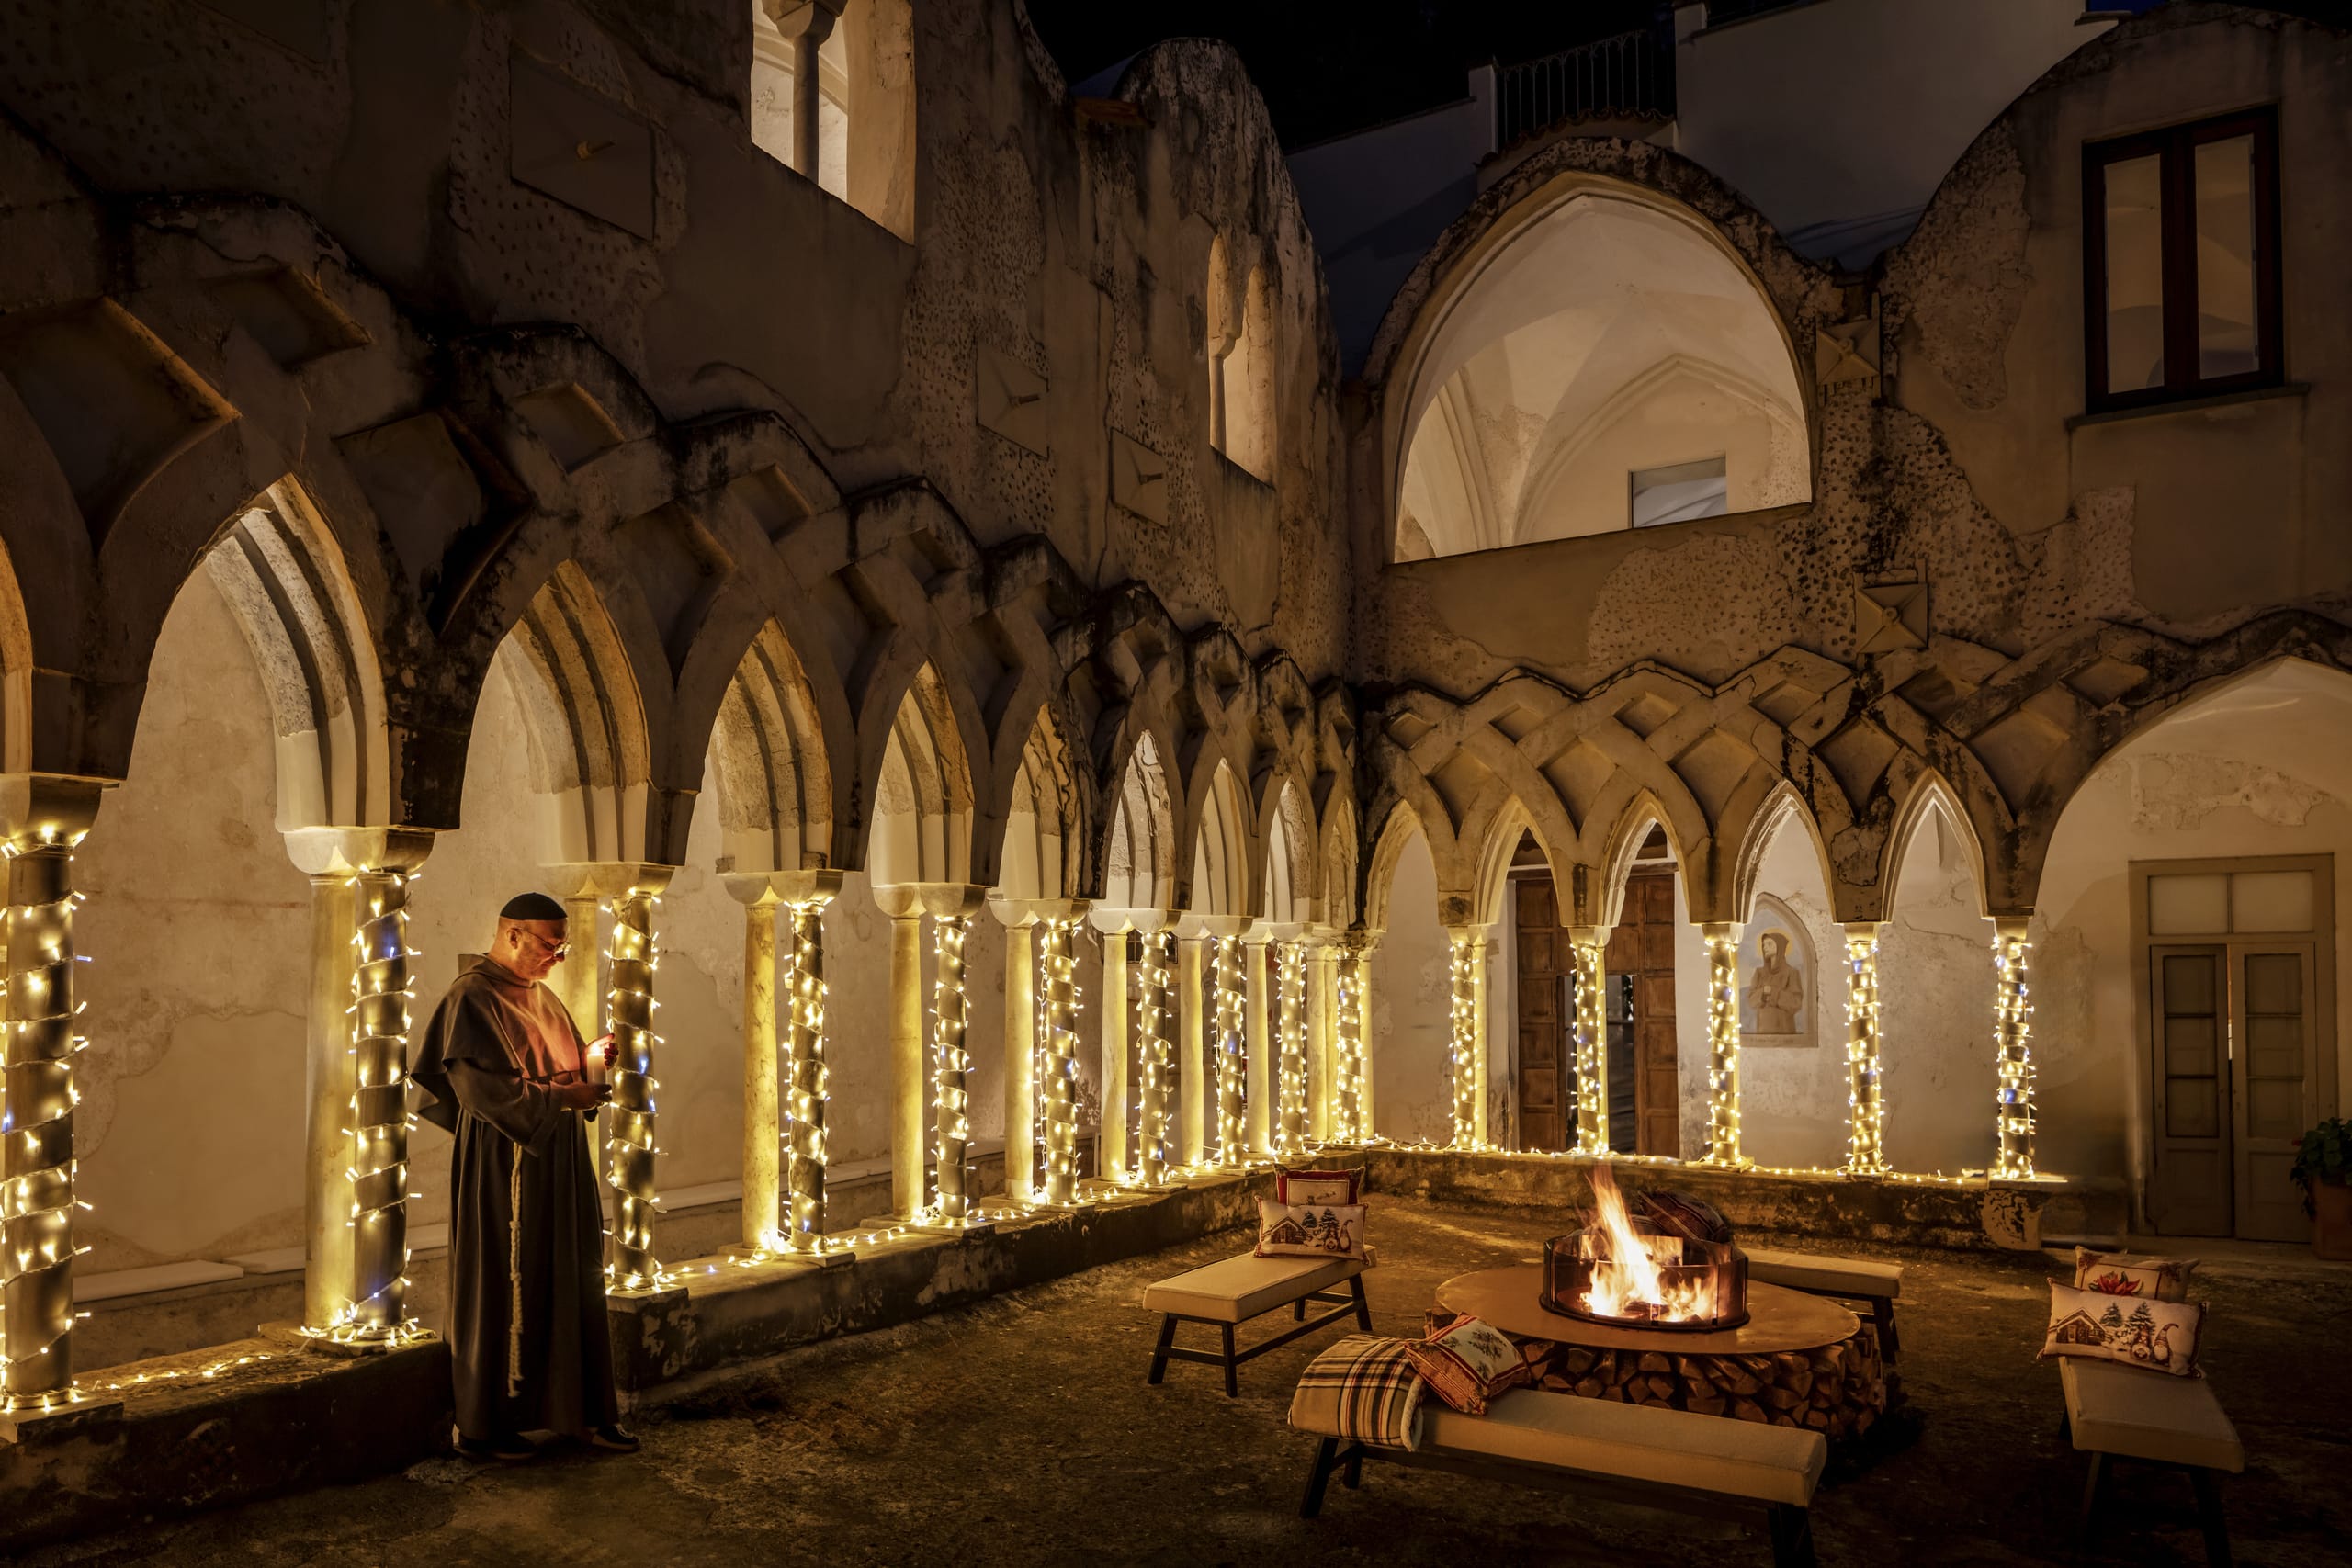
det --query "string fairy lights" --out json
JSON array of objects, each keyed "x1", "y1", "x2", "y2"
[
  {"x1": 1274, "y1": 942, "x2": 1308, "y2": 1154},
  {"x1": 1992, "y1": 922, "x2": 2036, "y2": 1179},
  {"x1": 1701, "y1": 927, "x2": 1746, "y2": 1168},
  {"x1": 1446, "y1": 933, "x2": 1480, "y2": 1150},
  {"x1": 1035, "y1": 917, "x2": 1081, "y2": 1203},
  {"x1": 1331, "y1": 943, "x2": 1363, "y2": 1145},
  {"x1": 1842, "y1": 927, "x2": 1887, "y2": 1176},
  {"x1": 339, "y1": 866, "x2": 424, "y2": 1343},
  {"x1": 929, "y1": 914, "x2": 972, "y2": 1224},
  {"x1": 1135, "y1": 931, "x2": 1174, "y2": 1186},
  {"x1": 1569, "y1": 933, "x2": 1609, "y2": 1157},
  {"x1": 1, "y1": 822, "x2": 95, "y2": 1410},
  {"x1": 781, "y1": 896, "x2": 835, "y2": 1252},
  {"x1": 603, "y1": 887, "x2": 666, "y2": 1290},
  {"x1": 1212, "y1": 936, "x2": 1247, "y2": 1166}
]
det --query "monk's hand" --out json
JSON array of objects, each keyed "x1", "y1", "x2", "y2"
[{"x1": 557, "y1": 1079, "x2": 611, "y2": 1111}]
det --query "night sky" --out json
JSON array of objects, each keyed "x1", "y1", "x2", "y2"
[{"x1": 1021, "y1": 0, "x2": 1660, "y2": 149}]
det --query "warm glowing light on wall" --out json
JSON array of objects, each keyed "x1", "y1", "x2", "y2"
[
  {"x1": 1700, "y1": 928, "x2": 1745, "y2": 1168},
  {"x1": 602, "y1": 888, "x2": 666, "y2": 1290},
  {"x1": 1136, "y1": 931, "x2": 1174, "y2": 1186},
  {"x1": 1569, "y1": 933, "x2": 1609, "y2": 1158},
  {"x1": 1446, "y1": 934, "x2": 1481, "y2": 1150},
  {"x1": 1992, "y1": 924, "x2": 2035, "y2": 1179},
  {"x1": 1212, "y1": 935, "x2": 1247, "y2": 1166},
  {"x1": 1842, "y1": 927, "x2": 1887, "y2": 1176},
  {"x1": 782, "y1": 897, "x2": 834, "y2": 1252},
  {"x1": 930, "y1": 914, "x2": 972, "y2": 1224}
]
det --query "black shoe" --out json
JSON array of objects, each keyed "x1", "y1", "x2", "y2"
[
  {"x1": 455, "y1": 1431, "x2": 536, "y2": 1462},
  {"x1": 585, "y1": 1423, "x2": 640, "y2": 1454}
]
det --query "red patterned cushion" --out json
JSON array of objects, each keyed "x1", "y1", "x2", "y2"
[
  {"x1": 2073, "y1": 1247, "x2": 2197, "y2": 1303},
  {"x1": 1276, "y1": 1167, "x2": 1362, "y2": 1206},
  {"x1": 1402, "y1": 1314, "x2": 1533, "y2": 1415}
]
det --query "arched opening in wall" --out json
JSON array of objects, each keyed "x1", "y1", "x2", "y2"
[
  {"x1": 1600, "y1": 811, "x2": 1684, "y2": 1158},
  {"x1": 1103, "y1": 731, "x2": 1176, "y2": 916},
  {"x1": 2038, "y1": 657, "x2": 2352, "y2": 1242},
  {"x1": 0, "y1": 538, "x2": 37, "y2": 777},
  {"x1": 1730, "y1": 793, "x2": 1843, "y2": 1172},
  {"x1": 1875, "y1": 781, "x2": 1996, "y2": 1180},
  {"x1": 1261, "y1": 780, "x2": 1316, "y2": 926},
  {"x1": 995, "y1": 705, "x2": 1097, "y2": 1168},
  {"x1": 1364, "y1": 805, "x2": 1450, "y2": 1146},
  {"x1": 1503, "y1": 829, "x2": 1575, "y2": 1154},
  {"x1": 748, "y1": 0, "x2": 917, "y2": 240},
  {"x1": 1188, "y1": 760, "x2": 1250, "y2": 922},
  {"x1": 1390, "y1": 183, "x2": 1810, "y2": 560},
  {"x1": 73, "y1": 484, "x2": 388, "y2": 1366},
  {"x1": 1206, "y1": 241, "x2": 1277, "y2": 483}
]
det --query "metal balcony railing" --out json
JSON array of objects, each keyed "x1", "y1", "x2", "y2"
[{"x1": 1494, "y1": 28, "x2": 1675, "y2": 149}]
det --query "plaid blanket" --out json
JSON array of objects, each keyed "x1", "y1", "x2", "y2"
[{"x1": 1286, "y1": 1334, "x2": 1427, "y2": 1451}]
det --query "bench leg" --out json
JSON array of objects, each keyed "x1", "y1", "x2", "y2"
[
  {"x1": 1295, "y1": 1297, "x2": 1306, "y2": 1322},
  {"x1": 2078, "y1": 1452, "x2": 2108, "y2": 1536},
  {"x1": 1221, "y1": 1323, "x2": 1238, "y2": 1397},
  {"x1": 1300, "y1": 1437, "x2": 1340, "y2": 1519},
  {"x1": 2190, "y1": 1468, "x2": 2231, "y2": 1568},
  {"x1": 1874, "y1": 1298, "x2": 1899, "y2": 1360},
  {"x1": 1342, "y1": 1447, "x2": 1363, "y2": 1490},
  {"x1": 1147, "y1": 1315, "x2": 1177, "y2": 1385},
  {"x1": 1767, "y1": 1506, "x2": 1816, "y2": 1568},
  {"x1": 1350, "y1": 1272, "x2": 1373, "y2": 1332}
]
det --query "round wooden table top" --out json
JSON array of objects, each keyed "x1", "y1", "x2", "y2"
[{"x1": 1435, "y1": 1266, "x2": 1859, "y2": 1356}]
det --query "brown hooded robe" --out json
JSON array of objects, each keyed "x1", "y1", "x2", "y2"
[{"x1": 413, "y1": 953, "x2": 618, "y2": 1440}]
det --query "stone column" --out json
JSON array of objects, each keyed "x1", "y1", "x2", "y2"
[
  {"x1": 883, "y1": 883, "x2": 989, "y2": 1223},
  {"x1": 1842, "y1": 922, "x2": 1887, "y2": 1176},
  {"x1": 883, "y1": 901, "x2": 926, "y2": 1219},
  {"x1": 1354, "y1": 934, "x2": 1379, "y2": 1142},
  {"x1": 345, "y1": 863, "x2": 423, "y2": 1340},
  {"x1": 1002, "y1": 920, "x2": 1035, "y2": 1200},
  {"x1": 1035, "y1": 909, "x2": 1085, "y2": 1201},
  {"x1": 1273, "y1": 941, "x2": 1307, "y2": 1155},
  {"x1": 1243, "y1": 937, "x2": 1272, "y2": 1159},
  {"x1": 1306, "y1": 942, "x2": 1334, "y2": 1143},
  {"x1": 300, "y1": 873, "x2": 356, "y2": 1334},
  {"x1": 1177, "y1": 934, "x2": 1206, "y2": 1167},
  {"x1": 1700, "y1": 920, "x2": 1745, "y2": 1168},
  {"x1": 1135, "y1": 928, "x2": 1176, "y2": 1185},
  {"x1": 1212, "y1": 933, "x2": 1247, "y2": 1167},
  {"x1": 599, "y1": 871, "x2": 674, "y2": 1289},
  {"x1": 1097, "y1": 925, "x2": 1130, "y2": 1183},
  {"x1": 778, "y1": 874, "x2": 844, "y2": 1253},
  {"x1": 928, "y1": 901, "x2": 975, "y2": 1222},
  {"x1": 554, "y1": 892, "x2": 605, "y2": 1218},
  {"x1": 1476, "y1": 932, "x2": 1498, "y2": 1148},
  {"x1": 1445, "y1": 929, "x2": 1483, "y2": 1149},
  {"x1": 1567, "y1": 926, "x2": 1610, "y2": 1157},
  {"x1": 1992, "y1": 916, "x2": 2036, "y2": 1179},
  {"x1": 763, "y1": 0, "x2": 842, "y2": 177},
  {"x1": 728, "y1": 884, "x2": 783, "y2": 1252}
]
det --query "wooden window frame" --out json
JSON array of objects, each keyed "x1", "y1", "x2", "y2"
[{"x1": 2082, "y1": 105, "x2": 2283, "y2": 414}]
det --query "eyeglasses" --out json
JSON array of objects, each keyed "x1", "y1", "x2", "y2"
[{"x1": 515, "y1": 929, "x2": 571, "y2": 960}]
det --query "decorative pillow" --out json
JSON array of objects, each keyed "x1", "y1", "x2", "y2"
[
  {"x1": 2039, "y1": 1280, "x2": 2205, "y2": 1377},
  {"x1": 2073, "y1": 1246, "x2": 2197, "y2": 1303},
  {"x1": 1276, "y1": 1167, "x2": 1363, "y2": 1207},
  {"x1": 1255, "y1": 1200, "x2": 1367, "y2": 1261},
  {"x1": 1402, "y1": 1314, "x2": 1533, "y2": 1415}
]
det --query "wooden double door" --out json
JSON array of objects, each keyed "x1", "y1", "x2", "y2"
[
  {"x1": 1511, "y1": 867, "x2": 1679, "y2": 1157},
  {"x1": 2148, "y1": 941, "x2": 2317, "y2": 1241}
]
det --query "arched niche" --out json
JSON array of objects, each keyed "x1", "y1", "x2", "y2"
[
  {"x1": 707, "y1": 620, "x2": 832, "y2": 876},
  {"x1": 1260, "y1": 778, "x2": 1315, "y2": 924},
  {"x1": 1102, "y1": 729, "x2": 1177, "y2": 913},
  {"x1": 997, "y1": 706, "x2": 1082, "y2": 902},
  {"x1": 496, "y1": 562, "x2": 655, "y2": 866},
  {"x1": 867, "y1": 661, "x2": 975, "y2": 889},
  {"x1": 1188, "y1": 759, "x2": 1250, "y2": 919}
]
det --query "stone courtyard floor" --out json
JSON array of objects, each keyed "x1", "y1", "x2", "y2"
[{"x1": 13, "y1": 1197, "x2": 2349, "y2": 1567}]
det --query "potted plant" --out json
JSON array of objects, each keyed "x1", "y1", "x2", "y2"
[{"x1": 2291, "y1": 1119, "x2": 2352, "y2": 1261}]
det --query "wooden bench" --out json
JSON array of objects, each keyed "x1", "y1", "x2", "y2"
[
  {"x1": 1745, "y1": 1246, "x2": 1904, "y2": 1359},
  {"x1": 1145, "y1": 1253, "x2": 1371, "y2": 1396},
  {"x1": 2060, "y1": 1358, "x2": 2243, "y2": 1565},
  {"x1": 1301, "y1": 1386, "x2": 1826, "y2": 1567}
]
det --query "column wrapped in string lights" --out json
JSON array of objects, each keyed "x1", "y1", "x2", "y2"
[
  {"x1": 1136, "y1": 931, "x2": 1174, "y2": 1185},
  {"x1": 1331, "y1": 942, "x2": 1363, "y2": 1144},
  {"x1": 930, "y1": 914, "x2": 971, "y2": 1222},
  {"x1": 603, "y1": 886, "x2": 663, "y2": 1289},
  {"x1": 1212, "y1": 935, "x2": 1247, "y2": 1166},
  {"x1": 1445, "y1": 931, "x2": 1480, "y2": 1150},
  {"x1": 1700, "y1": 923, "x2": 1745, "y2": 1167},
  {"x1": 344, "y1": 867, "x2": 420, "y2": 1341},
  {"x1": 2, "y1": 812, "x2": 94, "y2": 1411},
  {"x1": 1274, "y1": 942, "x2": 1308, "y2": 1154},
  {"x1": 1992, "y1": 918, "x2": 2036, "y2": 1179},
  {"x1": 1842, "y1": 925, "x2": 1887, "y2": 1176},
  {"x1": 1569, "y1": 931, "x2": 1609, "y2": 1157},
  {"x1": 782, "y1": 895, "x2": 834, "y2": 1251},
  {"x1": 1035, "y1": 916, "x2": 1081, "y2": 1202}
]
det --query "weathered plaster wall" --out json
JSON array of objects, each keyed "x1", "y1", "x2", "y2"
[{"x1": 1370, "y1": 823, "x2": 1451, "y2": 1146}]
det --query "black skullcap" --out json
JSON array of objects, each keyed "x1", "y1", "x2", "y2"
[{"x1": 500, "y1": 891, "x2": 568, "y2": 922}]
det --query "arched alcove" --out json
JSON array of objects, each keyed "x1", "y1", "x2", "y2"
[
  {"x1": 748, "y1": 0, "x2": 916, "y2": 239},
  {"x1": 1260, "y1": 778, "x2": 1315, "y2": 924},
  {"x1": 1876, "y1": 784, "x2": 1997, "y2": 1177},
  {"x1": 1187, "y1": 760, "x2": 1250, "y2": 919},
  {"x1": 1730, "y1": 799, "x2": 1845, "y2": 1172},
  {"x1": 1392, "y1": 185, "x2": 1811, "y2": 559},
  {"x1": 1363, "y1": 805, "x2": 1451, "y2": 1146},
  {"x1": 1102, "y1": 730, "x2": 1177, "y2": 914}
]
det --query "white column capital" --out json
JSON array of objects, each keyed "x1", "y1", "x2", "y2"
[{"x1": 282, "y1": 825, "x2": 434, "y2": 877}]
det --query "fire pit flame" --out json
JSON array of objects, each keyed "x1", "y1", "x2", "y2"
[{"x1": 1540, "y1": 1165, "x2": 1750, "y2": 1332}]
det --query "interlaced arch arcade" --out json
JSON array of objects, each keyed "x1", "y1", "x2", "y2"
[{"x1": 1, "y1": 1, "x2": 2347, "y2": 1517}]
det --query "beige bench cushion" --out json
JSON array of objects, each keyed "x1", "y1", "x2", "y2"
[
  {"x1": 1145, "y1": 1253, "x2": 1365, "y2": 1324},
  {"x1": 1425, "y1": 1388, "x2": 1826, "y2": 1506},
  {"x1": 1744, "y1": 1247, "x2": 1902, "y2": 1300},
  {"x1": 2062, "y1": 1358, "x2": 2244, "y2": 1472}
]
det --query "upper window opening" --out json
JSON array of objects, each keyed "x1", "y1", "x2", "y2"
[
  {"x1": 1393, "y1": 191, "x2": 1809, "y2": 561},
  {"x1": 749, "y1": 0, "x2": 916, "y2": 240},
  {"x1": 1207, "y1": 240, "x2": 1277, "y2": 483},
  {"x1": 2084, "y1": 107, "x2": 2279, "y2": 413},
  {"x1": 1632, "y1": 456, "x2": 1727, "y2": 528}
]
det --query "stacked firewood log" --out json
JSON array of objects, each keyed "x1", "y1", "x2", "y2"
[{"x1": 1426, "y1": 1312, "x2": 1894, "y2": 1442}]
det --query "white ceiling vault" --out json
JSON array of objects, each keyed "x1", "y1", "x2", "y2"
[{"x1": 1396, "y1": 192, "x2": 1811, "y2": 559}]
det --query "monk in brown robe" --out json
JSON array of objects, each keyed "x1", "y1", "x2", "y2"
[{"x1": 413, "y1": 892, "x2": 638, "y2": 1461}]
